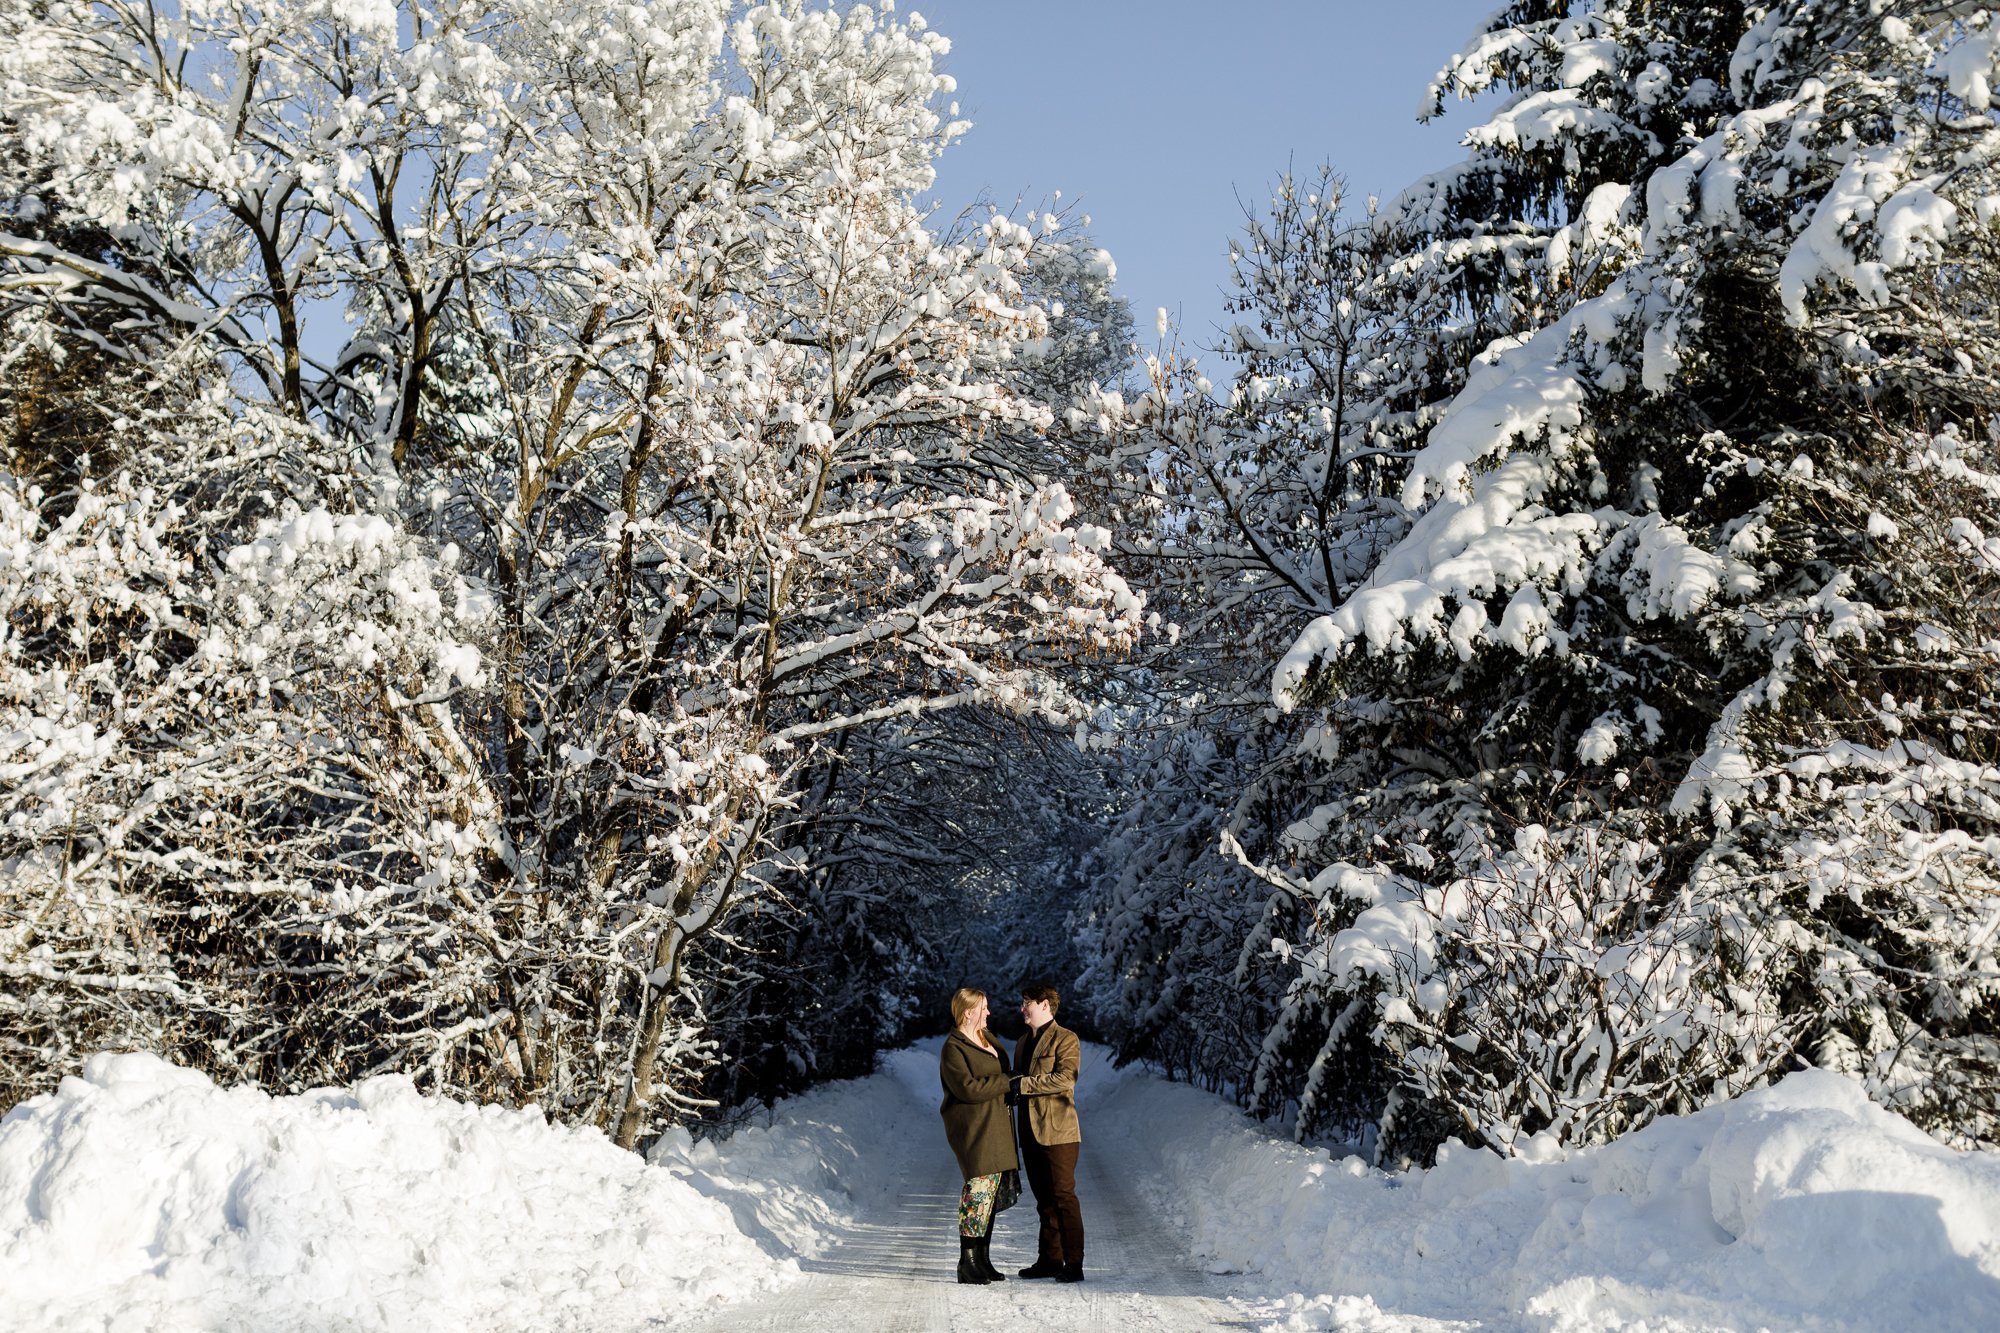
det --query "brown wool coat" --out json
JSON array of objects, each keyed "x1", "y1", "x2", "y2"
[
  {"x1": 1013, "y1": 1020, "x2": 1081, "y2": 1146},
  {"x1": 939, "y1": 1029, "x2": 1018, "y2": 1179}
]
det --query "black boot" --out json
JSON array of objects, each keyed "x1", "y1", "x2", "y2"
[
  {"x1": 974, "y1": 1235, "x2": 1006, "y2": 1282},
  {"x1": 1017, "y1": 1258, "x2": 1064, "y2": 1279},
  {"x1": 957, "y1": 1236, "x2": 991, "y2": 1285},
  {"x1": 1056, "y1": 1261, "x2": 1085, "y2": 1283}
]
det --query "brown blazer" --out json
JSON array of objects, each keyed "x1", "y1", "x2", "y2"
[
  {"x1": 939, "y1": 1029, "x2": 1018, "y2": 1179},
  {"x1": 1013, "y1": 1020, "x2": 1081, "y2": 1146}
]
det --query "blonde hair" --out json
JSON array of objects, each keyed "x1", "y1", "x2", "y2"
[{"x1": 949, "y1": 987, "x2": 986, "y2": 1027}]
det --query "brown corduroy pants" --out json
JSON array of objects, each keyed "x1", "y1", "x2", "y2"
[{"x1": 1021, "y1": 1136, "x2": 1084, "y2": 1265}]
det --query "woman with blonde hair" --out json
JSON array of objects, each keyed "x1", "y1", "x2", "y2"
[{"x1": 937, "y1": 986, "x2": 1019, "y2": 1284}]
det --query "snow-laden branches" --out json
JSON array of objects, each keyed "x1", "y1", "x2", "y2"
[{"x1": 1, "y1": 0, "x2": 1143, "y2": 1141}]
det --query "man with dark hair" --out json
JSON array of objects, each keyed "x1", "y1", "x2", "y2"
[{"x1": 1010, "y1": 982, "x2": 1085, "y2": 1281}]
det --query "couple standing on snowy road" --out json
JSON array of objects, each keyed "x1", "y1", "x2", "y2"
[{"x1": 937, "y1": 983, "x2": 1087, "y2": 1287}]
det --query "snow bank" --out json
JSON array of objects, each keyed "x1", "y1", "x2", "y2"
[
  {"x1": 1102, "y1": 1066, "x2": 2000, "y2": 1332},
  {"x1": 0, "y1": 1052, "x2": 802, "y2": 1332},
  {"x1": 0, "y1": 1043, "x2": 961, "y2": 1331},
  {"x1": 646, "y1": 1042, "x2": 948, "y2": 1260}
]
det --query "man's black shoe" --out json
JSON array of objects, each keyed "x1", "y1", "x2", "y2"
[
  {"x1": 1056, "y1": 1264, "x2": 1085, "y2": 1283},
  {"x1": 1017, "y1": 1259, "x2": 1064, "y2": 1279}
]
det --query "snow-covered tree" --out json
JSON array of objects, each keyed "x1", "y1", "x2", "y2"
[
  {"x1": 1, "y1": 0, "x2": 1142, "y2": 1141},
  {"x1": 1016, "y1": 222, "x2": 1135, "y2": 401},
  {"x1": 0, "y1": 359, "x2": 494, "y2": 1105},
  {"x1": 1090, "y1": 1, "x2": 2000, "y2": 1158},
  {"x1": 1075, "y1": 165, "x2": 1498, "y2": 1132},
  {"x1": 1283, "y1": 0, "x2": 2000, "y2": 1155}
]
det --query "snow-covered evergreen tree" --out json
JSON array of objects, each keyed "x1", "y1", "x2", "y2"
[{"x1": 1091, "y1": 0, "x2": 2000, "y2": 1158}]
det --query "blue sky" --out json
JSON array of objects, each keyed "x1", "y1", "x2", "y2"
[{"x1": 911, "y1": 0, "x2": 1500, "y2": 360}]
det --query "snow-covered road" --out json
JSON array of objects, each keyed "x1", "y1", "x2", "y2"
[
  {"x1": 6, "y1": 1041, "x2": 1999, "y2": 1331},
  {"x1": 676, "y1": 1045, "x2": 1260, "y2": 1331}
]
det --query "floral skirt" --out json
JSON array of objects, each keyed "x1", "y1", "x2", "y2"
[{"x1": 957, "y1": 1168, "x2": 1021, "y2": 1238}]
